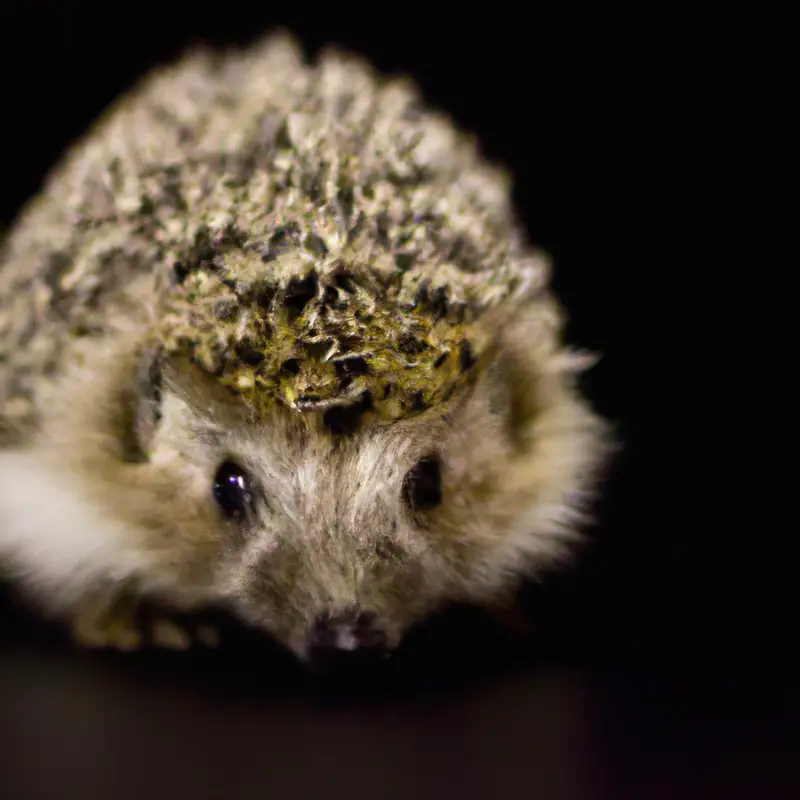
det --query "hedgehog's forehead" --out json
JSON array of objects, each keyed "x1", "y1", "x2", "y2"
[{"x1": 158, "y1": 261, "x2": 483, "y2": 426}]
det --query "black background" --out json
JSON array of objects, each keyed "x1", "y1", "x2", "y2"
[{"x1": 0, "y1": 5, "x2": 791, "y2": 799}]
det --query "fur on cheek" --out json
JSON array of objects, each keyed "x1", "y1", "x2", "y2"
[
  {"x1": 0, "y1": 450, "x2": 157, "y2": 613},
  {"x1": 430, "y1": 344, "x2": 612, "y2": 602}
]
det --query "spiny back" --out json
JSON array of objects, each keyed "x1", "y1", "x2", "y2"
[{"x1": 0, "y1": 32, "x2": 551, "y2": 431}]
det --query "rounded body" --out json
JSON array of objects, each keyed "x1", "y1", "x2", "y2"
[{"x1": 0, "y1": 32, "x2": 608, "y2": 662}]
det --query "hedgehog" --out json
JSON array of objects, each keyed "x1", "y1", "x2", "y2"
[{"x1": 0, "y1": 31, "x2": 609, "y2": 666}]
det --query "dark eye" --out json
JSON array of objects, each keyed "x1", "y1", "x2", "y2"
[
  {"x1": 402, "y1": 456, "x2": 443, "y2": 511},
  {"x1": 213, "y1": 460, "x2": 253, "y2": 521}
]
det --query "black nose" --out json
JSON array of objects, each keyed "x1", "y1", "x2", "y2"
[{"x1": 307, "y1": 610, "x2": 388, "y2": 672}]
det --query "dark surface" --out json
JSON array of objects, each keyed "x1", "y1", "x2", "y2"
[
  {"x1": 1, "y1": 7, "x2": 790, "y2": 799},
  {"x1": 1, "y1": 599, "x2": 797, "y2": 800}
]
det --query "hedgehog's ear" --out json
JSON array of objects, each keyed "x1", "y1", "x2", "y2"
[
  {"x1": 476, "y1": 304, "x2": 599, "y2": 444},
  {"x1": 122, "y1": 342, "x2": 251, "y2": 461},
  {"x1": 160, "y1": 354, "x2": 251, "y2": 419},
  {"x1": 122, "y1": 340, "x2": 166, "y2": 462},
  {"x1": 124, "y1": 343, "x2": 251, "y2": 461}
]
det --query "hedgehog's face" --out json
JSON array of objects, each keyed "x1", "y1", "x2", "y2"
[
  {"x1": 205, "y1": 415, "x2": 453, "y2": 665},
  {"x1": 128, "y1": 359, "x2": 503, "y2": 666},
  {"x1": 50, "y1": 315, "x2": 603, "y2": 669},
  {"x1": 98, "y1": 319, "x2": 603, "y2": 668}
]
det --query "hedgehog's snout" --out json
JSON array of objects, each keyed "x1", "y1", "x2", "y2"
[{"x1": 305, "y1": 608, "x2": 390, "y2": 672}]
